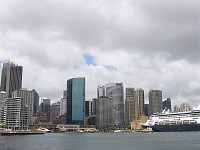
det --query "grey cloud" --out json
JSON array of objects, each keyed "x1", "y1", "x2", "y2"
[
  {"x1": 0, "y1": 0, "x2": 198, "y2": 64},
  {"x1": 0, "y1": 0, "x2": 199, "y2": 106}
]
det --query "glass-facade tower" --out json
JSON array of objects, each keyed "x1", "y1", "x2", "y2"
[{"x1": 67, "y1": 77, "x2": 85, "y2": 125}]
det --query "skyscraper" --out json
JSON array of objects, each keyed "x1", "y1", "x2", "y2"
[
  {"x1": 124, "y1": 97, "x2": 138, "y2": 124},
  {"x1": 96, "y1": 96, "x2": 114, "y2": 126},
  {"x1": 50, "y1": 102, "x2": 60, "y2": 122},
  {"x1": 92, "y1": 98, "x2": 98, "y2": 115},
  {"x1": 162, "y1": 98, "x2": 172, "y2": 111},
  {"x1": 40, "y1": 98, "x2": 51, "y2": 122},
  {"x1": 136, "y1": 88, "x2": 144, "y2": 116},
  {"x1": 125, "y1": 88, "x2": 136, "y2": 98},
  {"x1": 32, "y1": 89, "x2": 39, "y2": 115},
  {"x1": 85, "y1": 100, "x2": 92, "y2": 117},
  {"x1": 149, "y1": 89, "x2": 162, "y2": 116},
  {"x1": 97, "y1": 85, "x2": 105, "y2": 98},
  {"x1": 105, "y1": 83, "x2": 124, "y2": 125},
  {"x1": 60, "y1": 90, "x2": 67, "y2": 116},
  {"x1": 67, "y1": 77, "x2": 85, "y2": 125},
  {"x1": 0, "y1": 61, "x2": 23, "y2": 98}
]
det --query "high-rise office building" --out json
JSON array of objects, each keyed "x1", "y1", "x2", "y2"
[
  {"x1": 85, "y1": 100, "x2": 92, "y2": 125},
  {"x1": 85, "y1": 100, "x2": 92, "y2": 117},
  {"x1": 40, "y1": 98, "x2": 51, "y2": 122},
  {"x1": 163, "y1": 98, "x2": 171, "y2": 111},
  {"x1": 12, "y1": 88, "x2": 34, "y2": 125},
  {"x1": 136, "y1": 88, "x2": 145, "y2": 116},
  {"x1": 149, "y1": 89, "x2": 162, "y2": 116},
  {"x1": 105, "y1": 83, "x2": 124, "y2": 125},
  {"x1": 97, "y1": 85, "x2": 105, "y2": 98},
  {"x1": 60, "y1": 90, "x2": 67, "y2": 116},
  {"x1": 32, "y1": 89, "x2": 39, "y2": 115},
  {"x1": 124, "y1": 97, "x2": 138, "y2": 124},
  {"x1": 125, "y1": 88, "x2": 136, "y2": 98},
  {"x1": 92, "y1": 98, "x2": 97, "y2": 115},
  {"x1": 50, "y1": 102, "x2": 60, "y2": 122},
  {"x1": 0, "y1": 61, "x2": 23, "y2": 98},
  {"x1": 67, "y1": 77, "x2": 85, "y2": 125},
  {"x1": 96, "y1": 96, "x2": 114, "y2": 126},
  {"x1": 144, "y1": 104, "x2": 149, "y2": 116}
]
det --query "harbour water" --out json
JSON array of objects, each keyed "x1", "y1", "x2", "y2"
[{"x1": 0, "y1": 132, "x2": 200, "y2": 150}]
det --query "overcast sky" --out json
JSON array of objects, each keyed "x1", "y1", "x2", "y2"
[{"x1": 0, "y1": 0, "x2": 199, "y2": 107}]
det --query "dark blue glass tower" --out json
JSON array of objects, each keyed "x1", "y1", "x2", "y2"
[{"x1": 67, "y1": 77, "x2": 85, "y2": 125}]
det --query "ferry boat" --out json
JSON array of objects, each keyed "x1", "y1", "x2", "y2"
[{"x1": 141, "y1": 109, "x2": 200, "y2": 132}]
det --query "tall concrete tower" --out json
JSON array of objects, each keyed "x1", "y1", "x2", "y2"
[
  {"x1": 149, "y1": 89, "x2": 162, "y2": 116},
  {"x1": 0, "y1": 61, "x2": 23, "y2": 98},
  {"x1": 105, "y1": 83, "x2": 124, "y2": 125}
]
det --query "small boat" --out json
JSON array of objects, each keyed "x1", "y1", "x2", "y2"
[
  {"x1": 142, "y1": 127, "x2": 153, "y2": 133},
  {"x1": 37, "y1": 128, "x2": 51, "y2": 133},
  {"x1": 113, "y1": 130, "x2": 121, "y2": 132},
  {"x1": 77, "y1": 130, "x2": 84, "y2": 133}
]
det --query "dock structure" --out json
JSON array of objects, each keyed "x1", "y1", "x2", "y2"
[{"x1": 56, "y1": 124, "x2": 96, "y2": 132}]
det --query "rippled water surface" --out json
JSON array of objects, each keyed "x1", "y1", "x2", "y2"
[{"x1": 0, "y1": 132, "x2": 200, "y2": 150}]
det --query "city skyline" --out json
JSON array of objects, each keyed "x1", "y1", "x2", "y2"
[{"x1": 0, "y1": 0, "x2": 199, "y2": 107}]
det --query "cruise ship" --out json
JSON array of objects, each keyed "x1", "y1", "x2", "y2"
[{"x1": 141, "y1": 109, "x2": 200, "y2": 132}]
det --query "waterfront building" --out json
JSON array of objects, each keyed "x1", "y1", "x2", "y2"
[
  {"x1": 179, "y1": 101, "x2": 192, "y2": 112},
  {"x1": 125, "y1": 88, "x2": 136, "y2": 98},
  {"x1": 105, "y1": 83, "x2": 124, "y2": 125},
  {"x1": 0, "y1": 91, "x2": 7, "y2": 123},
  {"x1": 163, "y1": 98, "x2": 172, "y2": 111},
  {"x1": 2, "y1": 97, "x2": 28, "y2": 130},
  {"x1": 67, "y1": 77, "x2": 85, "y2": 125},
  {"x1": 50, "y1": 102, "x2": 60, "y2": 122},
  {"x1": 97, "y1": 85, "x2": 105, "y2": 98},
  {"x1": 0, "y1": 61, "x2": 23, "y2": 98},
  {"x1": 40, "y1": 98, "x2": 51, "y2": 122},
  {"x1": 96, "y1": 96, "x2": 114, "y2": 126},
  {"x1": 12, "y1": 88, "x2": 34, "y2": 125},
  {"x1": 124, "y1": 97, "x2": 138, "y2": 124},
  {"x1": 60, "y1": 90, "x2": 67, "y2": 116},
  {"x1": 136, "y1": 88, "x2": 145, "y2": 116},
  {"x1": 149, "y1": 89, "x2": 162, "y2": 116}
]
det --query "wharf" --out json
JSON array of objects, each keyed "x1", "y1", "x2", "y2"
[{"x1": 0, "y1": 130, "x2": 44, "y2": 136}]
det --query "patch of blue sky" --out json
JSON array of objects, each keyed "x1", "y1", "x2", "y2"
[
  {"x1": 104, "y1": 65, "x2": 118, "y2": 71},
  {"x1": 83, "y1": 53, "x2": 96, "y2": 66}
]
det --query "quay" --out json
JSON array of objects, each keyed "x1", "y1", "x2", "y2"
[{"x1": 0, "y1": 130, "x2": 44, "y2": 136}]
